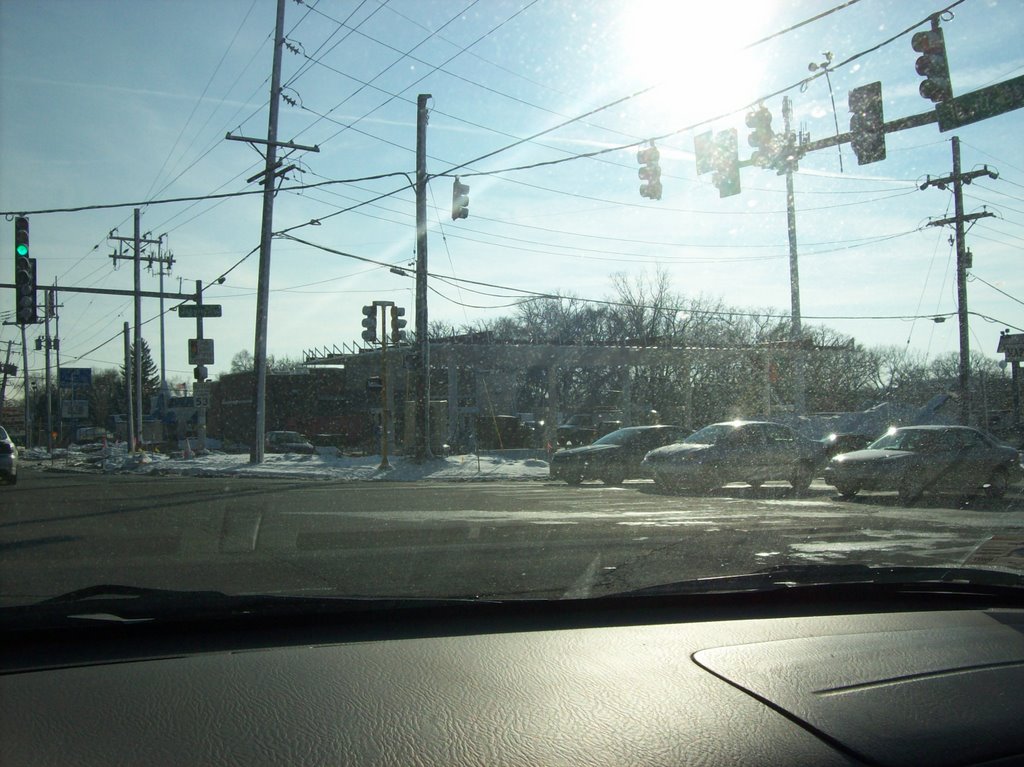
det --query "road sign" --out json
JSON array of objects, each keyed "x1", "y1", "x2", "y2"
[
  {"x1": 936, "y1": 74, "x2": 1024, "y2": 132},
  {"x1": 59, "y1": 367, "x2": 92, "y2": 388},
  {"x1": 193, "y1": 381, "x2": 212, "y2": 409},
  {"x1": 997, "y1": 333, "x2": 1024, "y2": 362},
  {"x1": 188, "y1": 338, "x2": 215, "y2": 365},
  {"x1": 178, "y1": 304, "x2": 223, "y2": 318}
]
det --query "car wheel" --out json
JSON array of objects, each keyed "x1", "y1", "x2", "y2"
[
  {"x1": 984, "y1": 469, "x2": 1008, "y2": 499},
  {"x1": 655, "y1": 475, "x2": 679, "y2": 493},
  {"x1": 834, "y1": 483, "x2": 859, "y2": 499},
  {"x1": 565, "y1": 474, "x2": 584, "y2": 486},
  {"x1": 601, "y1": 472, "x2": 624, "y2": 486},
  {"x1": 748, "y1": 480, "x2": 762, "y2": 490},
  {"x1": 897, "y1": 476, "x2": 924, "y2": 505},
  {"x1": 789, "y1": 463, "x2": 814, "y2": 492}
]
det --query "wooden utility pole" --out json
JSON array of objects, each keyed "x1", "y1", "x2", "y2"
[
  {"x1": 414, "y1": 93, "x2": 433, "y2": 460},
  {"x1": 227, "y1": 0, "x2": 318, "y2": 463},
  {"x1": 921, "y1": 136, "x2": 997, "y2": 425}
]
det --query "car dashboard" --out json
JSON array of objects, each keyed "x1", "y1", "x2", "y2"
[{"x1": 3, "y1": 589, "x2": 1024, "y2": 766}]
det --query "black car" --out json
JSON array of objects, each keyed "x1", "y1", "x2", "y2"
[
  {"x1": 549, "y1": 425, "x2": 687, "y2": 485},
  {"x1": 823, "y1": 425, "x2": 1023, "y2": 504},
  {"x1": 0, "y1": 426, "x2": 16, "y2": 485},
  {"x1": 641, "y1": 420, "x2": 826, "y2": 493},
  {"x1": 265, "y1": 431, "x2": 316, "y2": 455}
]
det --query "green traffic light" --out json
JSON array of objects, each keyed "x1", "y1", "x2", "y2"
[{"x1": 16, "y1": 243, "x2": 28, "y2": 256}]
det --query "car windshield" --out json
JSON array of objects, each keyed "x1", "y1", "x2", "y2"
[
  {"x1": 591, "y1": 429, "x2": 637, "y2": 446},
  {"x1": 682, "y1": 424, "x2": 739, "y2": 446},
  {"x1": 1, "y1": 0, "x2": 1023, "y2": 618}
]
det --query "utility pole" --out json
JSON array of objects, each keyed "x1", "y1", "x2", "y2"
[
  {"x1": 781, "y1": 96, "x2": 806, "y2": 416},
  {"x1": 920, "y1": 136, "x2": 997, "y2": 425},
  {"x1": 414, "y1": 93, "x2": 433, "y2": 461},
  {"x1": 0, "y1": 340, "x2": 13, "y2": 409},
  {"x1": 227, "y1": 0, "x2": 318, "y2": 464},
  {"x1": 109, "y1": 210, "x2": 166, "y2": 448},
  {"x1": 156, "y1": 238, "x2": 173, "y2": 390},
  {"x1": 21, "y1": 323, "x2": 31, "y2": 448},
  {"x1": 123, "y1": 322, "x2": 134, "y2": 453},
  {"x1": 43, "y1": 288, "x2": 53, "y2": 452}
]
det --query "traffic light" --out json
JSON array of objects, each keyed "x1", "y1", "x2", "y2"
[
  {"x1": 745, "y1": 106, "x2": 774, "y2": 166},
  {"x1": 637, "y1": 144, "x2": 662, "y2": 200},
  {"x1": 361, "y1": 305, "x2": 378, "y2": 343},
  {"x1": 390, "y1": 305, "x2": 407, "y2": 343},
  {"x1": 912, "y1": 22, "x2": 952, "y2": 103},
  {"x1": 451, "y1": 177, "x2": 469, "y2": 219},
  {"x1": 848, "y1": 81, "x2": 886, "y2": 165},
  {"x1": 712, "y1": 129, "x2": 740, "y2": 198},
  {"x1": 13, "y1": 216, "x2": 37, "y2": 324}
]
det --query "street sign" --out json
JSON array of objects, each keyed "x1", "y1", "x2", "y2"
[
  {"x1": 997, "y1": 333, "x2": 1024, "y2": 362},
  {"x1": 178, "y1": 304, "x2": 222, "y2": 318},
  {"x1": 59, "y1": 367, "x2": 92, "y2": 388},
  {"x1": 188, "y1": 338, "x2": 215, "y2": 365},
  {"x1": 192, "y1": 382, "x2": 212, "y2": 409},
  {"x1": 936, "y1": 74, "x2": 1024, "y2": 132}
]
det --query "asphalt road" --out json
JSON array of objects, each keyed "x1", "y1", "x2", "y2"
[{"x1": 3, "y1": 467, "x2": 1024, "y2": 606}]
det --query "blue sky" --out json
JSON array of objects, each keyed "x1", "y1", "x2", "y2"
[{"x1": 2, "y1": 0, "x2": 1023, "y2": 392}]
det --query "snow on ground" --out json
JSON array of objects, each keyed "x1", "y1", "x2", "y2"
[{"x1": 29, "y1": 444, "x2": 551, "y2": 482}]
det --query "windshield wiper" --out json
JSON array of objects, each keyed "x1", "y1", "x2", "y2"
[{"x1": 608, "y1": 564, "x2": 1024, "y2": 599}]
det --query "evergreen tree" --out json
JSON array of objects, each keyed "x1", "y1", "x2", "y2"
[{"x1": 120, "y1": 339, "x2": 161, "y2": 404}]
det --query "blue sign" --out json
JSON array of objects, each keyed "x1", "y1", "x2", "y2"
[{"x1": 59, "y1": 368, "x2": 92, "y2": 387}]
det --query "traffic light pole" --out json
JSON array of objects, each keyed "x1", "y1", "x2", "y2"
[{"x1": 782, "y1": 97, "x2": 806, "y2": 416}]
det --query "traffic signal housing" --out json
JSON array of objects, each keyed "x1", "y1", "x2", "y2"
[
  {"x1": 712, "y1": 129, "x2": 741, "y2": 198},
  {"x1": 361, "y1": 305, "x2": 378, "y2": 343},
  {"x1": 694, "y1": 129, "x2": 741, "y2": 198},
  {"x1": 451, "y1": 177, "x2": 469, "y2": 219},
  {"x1": 912, "y1": 23, "x2": 952, "y2": 103},
  {"x1": 745, "y1": 106, "x2": 774, "y2": 166},
  {"x1": 13, "y1": 216, "x2": 37, "y2": 324},
  {"x1": 637, "y1": 144, "x2": 662, "y2": 200},
  {"x1": 848, "y1": 81, "x2": 886, "y2": 165},
  {"x1": 390, "y1": 305, "x2": 407, "y2": 343}
]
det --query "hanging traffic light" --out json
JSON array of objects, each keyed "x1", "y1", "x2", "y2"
[
  {"x1": 912, "y1": 21, "x2": 952, "y2": 103},
  {"x1": 745, "y1": 105, "x2": 774, "y2": 166},
  {"x1": 712, "y1": 129, "x2": 740, "y2": 198},
  {"x1": 694, "y1": 129, "x2": 741, "y2": 198},
  {"x1": 13, "y1": 216, "x2": 37, "y2": 324},
  {"x1": 361, "y1": 305, "x2": 378, "y2": 343},
  {"x1": 848, "y1": 81, "x2": 886, "y2": 165},
  {"x1": 451, "y1": 177, "x2": 469, "y2": 219},
  {"x1": 637, "y1": 144, "x2": 662, "y2": 200},
  {"x1": 390, "y1": 305, "x2": 407, "y2": 343}
]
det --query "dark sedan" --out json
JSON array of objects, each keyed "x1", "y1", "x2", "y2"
[
  {"x1": 823, "y1": 425, "x2": 1023, "y2": 504},
  {"x1": 265, "y1": 430, "x2": 316, "y2": 455},
  {"x1": 549, "y1": 425, "x2": 687, "y2": 485},
  {"x1": 0, "y1": 426, "x2": 17, "y2": 485},
  {"x1": 641, "y1": 420, "x2": 826, "y2": 493}
]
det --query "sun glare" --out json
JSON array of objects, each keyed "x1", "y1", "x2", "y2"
[{"x1": 618, "y1": 1, "x2": 778, "y2": 126}]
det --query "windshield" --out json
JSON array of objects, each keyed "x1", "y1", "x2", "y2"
[
  {"x1": 682, "y1": 424, "x2": 737, "y2": 446},
  {"x1": 1, "y1": 0, "x2": 1024, "y2": 615}
]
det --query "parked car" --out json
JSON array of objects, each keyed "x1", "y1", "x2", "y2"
[
  {"x1": 641, "y1": 420, "x2": 825, "y2": 493},
  {"x1": 0, "y1": 426, "x2": 17, "y2": 485},
  {"x1": 823, "y1": 425, "x2": 1023, "y2": 504},
  {"x1": 265, "y1": 430, "x2": 316, "y2": 455},
  {"x1": 549, "y1": 425, "x2": 687, "y2": 485}
]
